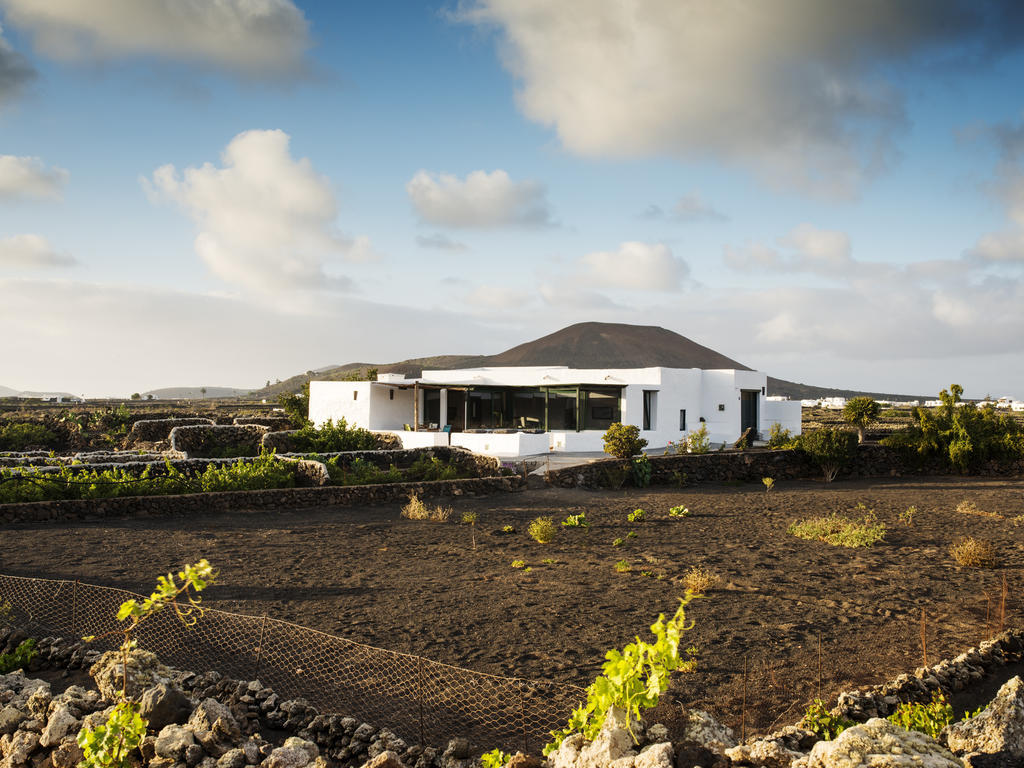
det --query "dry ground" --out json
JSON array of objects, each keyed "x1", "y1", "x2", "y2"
[{"x1": 3, "y1": 475, "x2": 1023, "y2": 735}]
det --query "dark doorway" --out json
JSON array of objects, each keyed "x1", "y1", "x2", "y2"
[{"x1": 740, "y1": 390, "x2": 759, "y2": 437}]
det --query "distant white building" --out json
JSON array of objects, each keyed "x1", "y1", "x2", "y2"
[{"x1": 309, "y1": 365, "x2": 801, "y2": 458}]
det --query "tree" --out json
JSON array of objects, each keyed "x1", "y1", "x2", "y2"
[
  {"x1": 843, "y1": 397, "x2": 881, "y2": 443},
  {"x1": 278, "y1": 382, "x2": 311, "y2": 428},
  {"x1": 129, "y1": 393, "x2": 141, "y2": 400},
  {"x1": 146, "y1": 394, "x2": 153, "y2": 401},
  {"x1": 200, "y1": 387, "x2": 207, "y2": 399}
]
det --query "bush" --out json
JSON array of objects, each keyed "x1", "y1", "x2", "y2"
[
  {"x1": 406, "y1": 454, "x2": 465, "y2": 481},
  {"x1": 400, "y1": 493, "x2": 451, "y2": 521},
  {"x1": 800, "y1": 699, "x2": 853, "y2": 740},
  {"x1": 766, "y1": 423, "x2": 794, "y2": 449},
  {"x1": 887, "y1": 692, "x2": 953, "y2": 739},
  {"x1": 788, "y1": 511, "x2": 886, "y2": 548},
  {"x1": 682, "y1": 566, "x2": 719, "y2": 593},
  {"x1": 630, "y1": 455, "x2": 651, "y2": 487},
  {"x1": 795, "y1": 428, "x2": 858, "y2": 482},
  {"x1": 627, "y1": 508, "x2": 646, "y2": 523},
  {"x1": 950, "y1": 536, "x2": 999, "y2": 568},
  {"x1": 614, "y1": 560, "x2": 631, "y2": 573},
  {"x1": 277, "y1": 383, "x2": 310, "y2": 428},
  {"x1": 881, "y1": 384, "x2": 1024, "y2": 472},
  {"x1": 956, "y1": 499, "x2": 999, "y2": 518},
  {"x1": 286, "y1": 418, "x2": 381, "y2": 453},
  {"x1": 686, "y1": 424, "x2": 711, "y2": 454},
  {"x1": 602, "y1": 423, "x2": 648, "y2": 459},
  {"x1": 528, "y1": 516, "x2": 557, "y2": 544},
  {"x1": 0, "y1": 639, "x2": 37, "y2": 674},
  {"x1": 324, "y1": 456, "x2": 403, "y2": 485},
  {"x1": 0, "y1": 422, "x2": 59, "y2": 451},
  {"x1": 0, "y1": 453, "x2": 297, "y2": 504}
]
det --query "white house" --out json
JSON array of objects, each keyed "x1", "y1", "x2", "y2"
[{"x1": 308, "y1": 365, "x2": 802, "y2": 458}]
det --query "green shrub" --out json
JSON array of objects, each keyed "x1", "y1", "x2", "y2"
[
  {"x1": 766, "y1": 423, "x2": 794, "y2": 449},
  {"x1": 800, "y1": 699, "x2": 853, "y2": 740},
  {"x1": 0, "y1": 453, "x2": 297, "y2": 504},
  {"x1": 614, "y1": 560, "x2": 631, "y2": 573},
  {"x1": 602, "y1": 423, "x2": 648, "y2": 459},
  {"x1": 686, "y1": 424, "x2": 711, "y2": 454},
  {"x1": 0, "y1": 422, "x2": 59, "y2": 451},
  {"x1": 480, "y1": 749, "x2": 510, "y2": 768},
  {"x1": 627, "y1": 508, "x2": 646, "y2": 523},
  {"x1": 0, "y1": 638, "x2": 37, "y2": 673},
  {"x1": 277, "y1": 383, "x2": 310, "y2": 428},
  {"x1": 544, "y1": 595, "x2": 701, "y2": 754},
  {"x1": 887, "y1": 692, "x2": 952, "y2": 739},
  {"x1": 562, "y1": 513, "x2": 589, "y2": 528},
  {"x1": 630, "y1": 454, "x2": 652, "y2": 487},
  {"x1": 528, "y1": 516, "x2": 557, "y2": 543},
  {"x1": 795, "y1": 428, "x2": 858, "y2": 482},
  {"x1": 668, "y1": 505, "x2": 690, "y2": 517},
  {"x1": 324, "y1": 456, "x2": 403, "y2": 485},
  {"x1": 287, "y1": 418, "x2": 381, "y2": 453},
  {"x1": 406, "y1": 454, "x2": 465, "y2": 481},
  {"x1": 881, "y1": 384, "x2": 1024, "y2": 472},
  {"x1": 788, "y1": 511, "x2": 886, "y2": 548}
]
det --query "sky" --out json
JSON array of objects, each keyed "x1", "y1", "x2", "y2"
[{"x1": 3, "y1": 1, "x2": 1024, "y2": 398}]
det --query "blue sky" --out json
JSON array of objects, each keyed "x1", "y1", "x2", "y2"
[{"x1": 3, "y1": 0, "x2": 1024, "y2": 398}]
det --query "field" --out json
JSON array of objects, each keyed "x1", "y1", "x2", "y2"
[{"x1": 2, "y1": 475, "x2": 1022, "y2": 736}]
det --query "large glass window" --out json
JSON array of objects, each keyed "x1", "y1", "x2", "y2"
[
  {"x1": 546, "y1": 388, "x2": 577, "y2": 431},
  {"x1": 642, "y1": 390, "x2": 658, "y2": 430},
  {"x1": 582, "y1": 387, "x2": 622, "y2": 431}
]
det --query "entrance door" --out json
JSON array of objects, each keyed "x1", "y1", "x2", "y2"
[{"x1": 740, "y1": 390, "x2": 759, "y2": 437}]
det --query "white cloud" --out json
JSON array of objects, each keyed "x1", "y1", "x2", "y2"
[
  {"x1": 147, "y1": 129, "x2": 370, "y2": 295},
  {"x1": 0, "y1": 0, "x2": 310, "y2": 79},
  {"x1": 0, "y1": 155, "x2": 68, "y2": 200},
  {"x1": 968, "y1": 125, "x2": 1024, "y2": 263},
  {"x1": 406, "y1": 169, "x2": 554, "y2": 228},
  {"x1": 417, "y1": 232, "x2": 469, "y2": 251},
  {"x1": 578, "y1": 241, "x2": 689, "y2": 291},
  {"x1": 0, "y1": 23, "x2": 34, "y2": 104},
  {"x1": 0, "y1": 234, "x2": 74, "y2": 267},
  {"x1": 725, "y1": 224, "x2": 853, "y2": 275},
  {"x1": 464, "y1": 284, "x2": 533, "y2": 311},
  {"x1": 461, "y1": 0, "x2": 1024, "y2": 198}
]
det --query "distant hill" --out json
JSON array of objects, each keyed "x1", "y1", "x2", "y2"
[
  {"x1": 250, "y1": 321, "x2": 927, "y2": 402},
  {"x1": 0, "y1": 385, "x2": 19, "y2": 397},
  {"x1": 143, "y1": 386, "x2": 255, "y2": 400},
  {"x1": 766, "y1": 377, "x2": 928, "y2": 402}
]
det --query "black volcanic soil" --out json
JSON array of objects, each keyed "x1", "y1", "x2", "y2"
[{"x1": 3, "y1": 476, "x2": 1023, "y2": 735}]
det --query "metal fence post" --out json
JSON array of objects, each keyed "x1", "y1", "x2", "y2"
[{"x1": 253, "y1": 615, "x2": 268, "y2": 680}]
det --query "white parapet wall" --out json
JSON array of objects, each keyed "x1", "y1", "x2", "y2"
[{"x1": 451, "y1": 431, "x2": 550, "y2": 458}]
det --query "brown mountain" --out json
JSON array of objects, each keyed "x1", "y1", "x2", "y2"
[{"x1": 250, "y1": 322, "x2": 926, "y2": 401}]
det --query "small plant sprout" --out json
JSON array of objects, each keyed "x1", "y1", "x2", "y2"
[
  {"x1": 626, "y1": 530, "x2": 638, "y2": 539},
  {"x1": 511, "y1": 560, "x2": 526, "y2": 569},
  {"x1": 614, "y1": 560, "x2": 632, "y2": 573},
  {"x1": 899, "y1": 505, "x2": 917, "y2": 526},
  {"x1": 502, "y1": 524, "x2": 515, "y2": 533},
  {"x1": 762, "y1": 477, "x2": 775, "y2": 492},
  {"x1": 562, "y1": 512, "x2": 589, "y2": 528},
  {"x1": 640, "y1": 570, "x2": 653, "y2": 578},
  {"x1": 612, "y1": 537, "x2": 624, "y2": 547},
  {"x1": 682, "y1": 565, "x2": 719, "y2": 593},
  {"x1": 401, "y1": 493, "x2": 452, "y2": 522},
  {"x1": 542, "y1": 558, "x2": 556, "y2": 565},
  {"x1": 462, "y1": 509, "x2": 478, "y2": 549},
  {"x1": 627, "y1": 508, "x2": 646, "y2": 523},
  {"x1": 887, "y1": 692, "x2": 953, "y2": 739},
  {"x1": 544, "y1": 594, "x2": 702, "y2": 754},
  {"x1": 528, "y1": 516, "x2": 557, "y2": 543},
  {"x1": 668, "y1": 505, "x2": 691, "y2": 517},
  {"x1": 78, "y1": 561, "x2": 215, "y2": 768},
  {"x1": 956, "y1": 500, "x2": 1000, "y2": 518},
  {"x1": 480, "y1": 749, "x2": 511, "y2": 768},
  {"x1": 800, "y1": 699, "x2": 853, "y2": 741}
]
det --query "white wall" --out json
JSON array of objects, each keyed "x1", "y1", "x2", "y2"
[
  {"x1": 308, "y1": 381, "x2": 373, "y2": 428},
  {"x1": 762, "y1": 399, "x2": 802, "y2": 437},
  {"x1": 367, "y1": 385, "x2": 414, "y2": 430}
]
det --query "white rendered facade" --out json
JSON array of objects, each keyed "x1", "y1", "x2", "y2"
[{"x1": 308, "y1": 366, "x2": 801, "y2": 458}]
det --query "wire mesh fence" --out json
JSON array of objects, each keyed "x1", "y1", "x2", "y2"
[{"x1": 0, "y1": 573, "x2": 584, "y2": 752}]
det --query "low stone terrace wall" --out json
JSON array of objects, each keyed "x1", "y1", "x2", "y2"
[
  {"x1": 0, "y1": 475, "x2": 524, "y2": 524},
  {"x1": 127, "y1": 417, "x2": 215, "y2": 443},
  {"x1": 170, "y1": 424, "x2": 269, "y2": 456},
  {"x1": 277, "y1": 446, "x2": 500, "y2": 475},
  {"x1": 545, "y1": 444, "x2": 1024, "y2": 488}
]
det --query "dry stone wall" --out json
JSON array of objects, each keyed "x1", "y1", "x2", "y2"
[
  {"x1": 0, "y1": 475, "x2": 523, "y2": 524},
  {"x1": 545, "y1": 444, "x2": 1024, "y2": 488},
  {"x1": 127, "y1": 418, "x2": 216, "y2": 444},
  {"x1": 170, "y1": 425, "x2": 270, "y2": 457},
  {"x1": 233, "y1": 416, "x2": 294, "y2": 430}
]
